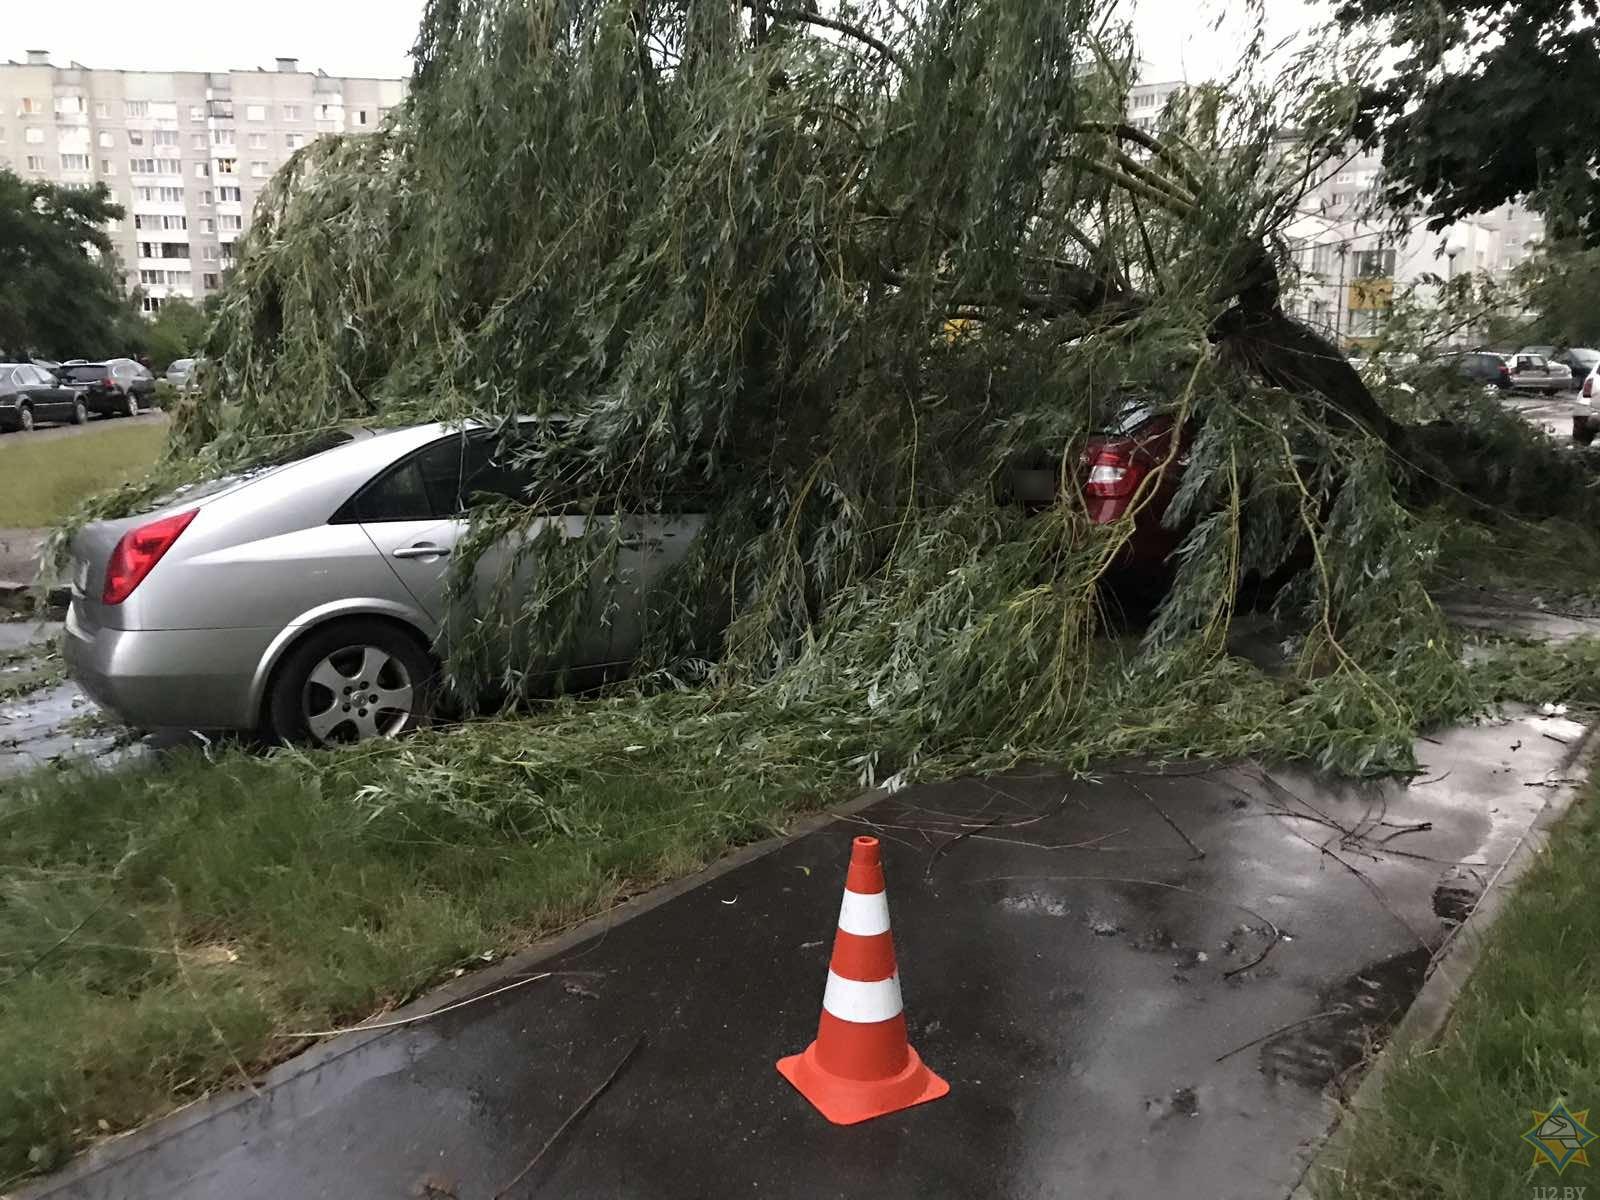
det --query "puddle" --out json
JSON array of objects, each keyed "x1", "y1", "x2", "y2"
[{"x1": 1259, "y1": 948, "x2": 1430, "y2": 1091}]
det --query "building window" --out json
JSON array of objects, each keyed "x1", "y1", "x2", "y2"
[
  {"x1": 218, "y1": 186, "x2": 241, "y2": 202},
  {"x1": 24, "y1": 127, "x2": 44, "y2": 145},
  {"x1": 130, "y1": 158, "x2": 157, "y2": 174},
  {"x1": 247, "y1": 132, "x2": 268, "y2": 150},
  {"x1": 25, "y1": 155, "x2": 47, "y2": 172},
  {"x1": 284, "y1": 132, "x2": 304, "y2": 150},
  {"x1": 318, "y1": 104, "x2": 335, "y2": 120},
  {"x1": 156, "y1": 157, "x2": 181, "y2": 173},
  {"x1": 1352, "y1": 248, "x2": 1397, "y2": 278},
  {"x1": 250, "y1": 160, "x2": 269, "y2": 177},
  {"x1": 152, "y1": 129, "x2": 179, "y2": 147},
  {"x1": 54, "y1": 96, "x2": 85, "y2": 116},
  {"x1": 96, "y1": 130, "x2": 113, "y2": 148},
  {"x1": 194, "y1": 161, "x2": 211, "y2": 177},
  {"x1": 128, "y1": 128, "x2": 145, "y2": 146},
  {"x1": 203, "y1": 245, "x2": 220, "y2": 261},
  {"x1": 191, "y1": 133, "x2": 207, "y2": 150},
  {"x1": 99, "y1": 158, "x2": 114, "y2": 174},
  {"x1": 212, "y1": 129, "x2": 235, "y2": 146},
  {"x1": 216, "y1": 157, "x2": 237, "y2": 174},
  {"x1": 199, "y1": 217, "x2": 215, "y2": 233},
  {"x1": 139, "y1": 268, "x2": 164, "y2": 285},
  {"x1": 246, "y1": 104, "x2": 267, "y2": 121},
  {"x1": 125, "y1": 100, "x2": 150, "y2": 118},
  {"x1": 219, "y1": 214, "x2": 243, "y2": 231},
  {"x1": 141, "y1": 295, "x2": 162, "y2": 313},
  {"x1": 197, "y1": 189, "x2": 213, "y2": 206},
  {"x1": 161, "y1": 214, "x2": 188, "y2": 230},
  {"x1": 94, "y1": 101, "x2": 110, "y2": 119},
  {"x1": 19, "y1": 97, "x2": 42, "y2": 115},
  {"x1": 188, "y1": 105, "x2": 205, "y2": 121},
  {"x1": 283, "y1": 104, "x2": 302, "y2": 121},
  {"x1": 203, "y1": 273, "x2": 220, "y2": 289},
  {"x1": 59, "y1": 153, "x2": 90, "y2": 171},
  {"x1": 356, "y1": 109, "x2": 369, "y2": 126}
]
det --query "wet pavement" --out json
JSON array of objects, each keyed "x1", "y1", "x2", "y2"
[
  {"x1": 19, "y1": 711, "x2": 1586, "y2": 1200},
  {"x1": 0, "y1": 621, "x2": 131, "y2": 778}
]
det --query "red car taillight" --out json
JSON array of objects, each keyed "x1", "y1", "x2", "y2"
[
  {"x1": 102, "y1": 509, "x2": 197, "y2": 604},
  {"x1": 1083, "y1": 448, "x2": 1143, "y2": 499},
  {"x1": 102, "y1": 377, "x2": 116, "y2": 388}
]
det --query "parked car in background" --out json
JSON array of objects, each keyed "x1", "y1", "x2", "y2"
[
  {"x1": 57, "y1": 359, "x2": 158, "y2": 418},
  {"x1": 1439, "y1": 351, "x2": 1512, "y2": 390},
  {"x1": 1581, "y1": 362, "x2": 1600, "y2": 403},
  {"x1": 63, "y1": 422, "x2": 706, "y2": 745},
  {"x1": 1550, "y1": 347, "x2": 1600, "y2": 388},
  {"x1": 1505, "y1": 351, "x2": 1573, "y2": 392},
  {"x1": 0, "y1": 362, "x2": 88, "y2": 431},
  {"x1": 165, "y1": 358, "x2": 198, "y2": 391}
]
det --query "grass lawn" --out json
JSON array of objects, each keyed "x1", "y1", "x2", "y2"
[
  {"x1": 1313, "y1": 765, "x2": 1600, "y2": 1199},
  {"x1": 0, "y1": 420, "x2": 168, "y2": 528}
]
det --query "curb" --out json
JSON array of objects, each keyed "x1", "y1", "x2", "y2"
[
  {"x1": 11, "y1": 784, "x2": 893, "y2": 1199},
  {"x1": 1288, "y1": 723, "x2": 1600, "y2": 1199}
]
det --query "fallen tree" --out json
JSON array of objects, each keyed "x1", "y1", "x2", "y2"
[{"x1": 135, "y1": 0, "x2": 1589, "y2": 775}]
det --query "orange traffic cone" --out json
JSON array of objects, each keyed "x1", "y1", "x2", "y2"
[{"x1": 777, "y1": 835, "x2": 950, "y2": 1124}]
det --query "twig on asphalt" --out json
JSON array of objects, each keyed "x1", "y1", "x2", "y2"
[
  {"x1": 925, "y1": 814, "x2": 1002, "y2": 884},
  {"x1": 1131, "y1": 781, "x2": 1205, "y2": 860},
  {"x1": 968, "y1": 827, "x2": 1131, "y2": 852},
  {"x1": 1213, "y1": 1006, "x2": 1351, "y2": 1063},
  {"x1": 1376, "y1": 821, "x2": 1432, "y2": 844},
  {"x1": 278, "y1": 972, "x2": 554, "y2": 1039},
  {"x1": 493, "y1": 1035, "x2": 647, "y2": 1199},
  {"x1": 1279, "y1": 823, "x2": 1432, "y2": 949},
  {"x1": 1222, "y1": 916, "x2": 1283, "y2": 980}
]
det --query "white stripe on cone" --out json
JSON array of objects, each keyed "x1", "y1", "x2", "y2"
[
  {"x1": 837, "y1": 888, "x2": 891, "y2": 937},
  {"x1": 822, "y1": 970, "x2": 904, "y2": 1024}
]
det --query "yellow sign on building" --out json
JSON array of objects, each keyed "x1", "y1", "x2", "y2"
[{"x1": 1347, "y1": 278, "x2": 1394, "y2": 311}]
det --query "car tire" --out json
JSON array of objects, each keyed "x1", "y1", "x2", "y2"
[
  {"x1": 72, "y1": 399, "x2": 87, "y2": 425},
  {"x1": 123, "y1": 392, "x2": 140, "y2": 418},
  {"x1": 18, "y1": 405, "x2": 33, "y2": 433},
  {"x1": 265, "y1": 619, "x2": 437, "y2": 747}
]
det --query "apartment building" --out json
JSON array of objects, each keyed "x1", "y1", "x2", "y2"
[{"x1": 0, "y1": 50, "x2": 405, "y2": 309}]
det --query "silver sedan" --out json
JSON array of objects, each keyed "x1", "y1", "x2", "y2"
[{"x1": 62, "y1": 422, "x2": 703, "y2": 744}]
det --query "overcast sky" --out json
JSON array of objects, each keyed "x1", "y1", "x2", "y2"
[{"x1": 4, "y1": 0, "x2": 1327, "y2": 84}]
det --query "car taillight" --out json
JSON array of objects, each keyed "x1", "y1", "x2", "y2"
[
  {"x1": 1499, "y1": 364, "x2": 1511, "y2": 382},
  {"x1": 1083, "y1": 449, "x2": 1142, "y2": 499},
  {"x1": 102, "y1": 510, "x2": 197, "y2": 604},
  {"x1": 103, "y1": 377, "x2": 116, "y2": 388},
  {"x1": 1585, "y1": 376, "x2": 1594, "y2": 399}
]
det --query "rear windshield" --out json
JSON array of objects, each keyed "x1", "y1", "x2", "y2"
[{"x1": 60, "y1": 365, "x2": 108, "y2": 382}]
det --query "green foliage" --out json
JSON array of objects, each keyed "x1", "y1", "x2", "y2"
[
  {"x1": 0, "y1": 170, "x2": 128, "y2": 361},
  {"x1": 1337, "y1": 0, "x2": 1600, "y2": 243},
  {"x1": 139, "y1": 298, "x2": 209, "y2": 373}
]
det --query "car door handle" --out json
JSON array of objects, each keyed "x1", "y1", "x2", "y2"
[{"x1": 392, "y1": 543, "x2": 450, "y2": 560}]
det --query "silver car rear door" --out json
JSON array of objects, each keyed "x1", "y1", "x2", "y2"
[{"x1": 606, "y1": 513, "x2": 708, "y2": 663}]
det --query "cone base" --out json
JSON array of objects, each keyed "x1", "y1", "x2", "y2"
[{"x1": 776, "y1": 1041, "x2": 950, "y2": 1125}]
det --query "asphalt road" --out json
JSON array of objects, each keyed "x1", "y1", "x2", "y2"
[{"x1": 0, "y1": 408, "x2": 167, "y2": 448}]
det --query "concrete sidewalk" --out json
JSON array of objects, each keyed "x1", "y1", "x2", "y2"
[{"x1": 16, "y1": 713, "x2": 1587, "y2": 1200}]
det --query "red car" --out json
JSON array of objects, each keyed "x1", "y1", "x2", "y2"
[{"x1": 1080, "y1": 405, "x2": 1187, "y2": 571}]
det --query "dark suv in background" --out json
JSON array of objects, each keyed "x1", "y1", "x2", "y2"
[
  {"x1": 1439, "y1": 351, "x2": 1512, "y2": 390},
  {"x1": 59, "y1": 359, "x2": 157, "y2": 418}
]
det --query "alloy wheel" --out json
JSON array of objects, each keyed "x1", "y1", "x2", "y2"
[{"x1": 300, "y1": 644, "x2": 416, "y2": 744}]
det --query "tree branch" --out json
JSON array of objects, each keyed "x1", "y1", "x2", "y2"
[
  {"x1": 749, "y1": 4, "x2": 909, "y2": 72},
  {"x1": 1074, "y1": 121, "x2": 1207, "y2": 198}
]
